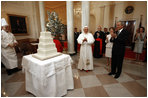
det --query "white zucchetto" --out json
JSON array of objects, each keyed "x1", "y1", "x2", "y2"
[{"x1": 83, "y1": 26, "x2": 88, "y2": 29}]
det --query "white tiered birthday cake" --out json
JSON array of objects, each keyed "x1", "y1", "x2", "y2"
[{"x1": 32, "y1": 31, "x2": 61, "y2": 60}]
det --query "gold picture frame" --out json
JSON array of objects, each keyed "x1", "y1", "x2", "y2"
[{"x1": 7, "y1": 14, "x2": 29, "y2": 36}]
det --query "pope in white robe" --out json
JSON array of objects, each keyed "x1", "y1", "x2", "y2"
[
  {"x1": 77, "y1": 26, "x2": 95, "y2": 71},
  {"x1": 1, "y1": 18, "x2": 20, "y2": 75}
]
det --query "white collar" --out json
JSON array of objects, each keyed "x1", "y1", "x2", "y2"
[
  {"x1": 2, "y1": 29, "x2": 11, "y2": 34},
  {"x1": 83, "y1": 32, "x2": 89, "y2": 35},
  {"x1": 2, "y1": 29, "x2": 7, "y2": 33},
  {"x1": 119, "y1": 28, "x2": 123, "y2": 33}
]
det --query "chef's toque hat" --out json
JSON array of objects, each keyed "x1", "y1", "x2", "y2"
[{"x1": 1, "y1": 18, "x2": 8, "y2": 27}]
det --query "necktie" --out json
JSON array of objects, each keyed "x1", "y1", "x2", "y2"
[{"x1": 116, "y1": 31, "x2": 120, "y2": 36}]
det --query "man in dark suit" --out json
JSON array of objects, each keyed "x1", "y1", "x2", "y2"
[
  {"x1": 74, "y1": 28, "x2": 79, "y2": 54},
  {"x1": 108, "y1": 21, "x2": 129, "y2": 79},
  {"x1": 104, "y1": 28, "x2": 110, "y2": 36}
]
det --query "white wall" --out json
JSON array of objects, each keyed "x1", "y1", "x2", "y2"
[
  {"x1": 1, "y1": 1, "x2": 41, "y2": 40},
  {"x1": 113, "y1": 1, "x2": 147, "y2": 41},
  {"x1": 73, "y1": 1, "x2": 82, "y2": 32},
  {"x1": 2, "y1": 1, "x2": 146, "y2": 41},
  {"x1": 73, "y1": 1, "x2": 147, "y2": 36}
]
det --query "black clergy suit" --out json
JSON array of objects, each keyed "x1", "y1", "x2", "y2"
[
  {"x1": 110, "y1": 28, "x2": 129, "y2": 78},
  {"x1": 93, "y1": 31, "x2": 104, "y2": 58}
]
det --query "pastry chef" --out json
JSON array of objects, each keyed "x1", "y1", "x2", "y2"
[{"x1": 1, "y1": 18, "x2": 21, "y2": 75}]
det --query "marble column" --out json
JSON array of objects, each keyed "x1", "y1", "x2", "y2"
[
  {"x1": 39, "y1": 1, "x2": 46, "y2": 31},
  {"x1": 66, "y1": 1, "x2": 75, "y2": 54},
  {"x1": 82, "y1": 1, "x2": 90, "y2": 28},
  {"x1": 104, "y1": 5, "x2": 110, "y2": 28}
]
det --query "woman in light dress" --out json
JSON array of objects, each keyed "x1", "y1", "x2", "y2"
[
  {"x1": 134, "y1": 27, "x2": 146, "y2": 61},
  {"x1": 105, "y1": 27, "x2": 115, "y2": 70}
]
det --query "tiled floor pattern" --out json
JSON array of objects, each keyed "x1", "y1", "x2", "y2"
[{"x1": 1, "y1": 53, "x2": 147, "y2": 97}]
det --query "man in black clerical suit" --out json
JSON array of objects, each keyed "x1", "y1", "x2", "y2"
[
  {"x1": 93, "y1": 26, "x2": 105, "y2": 58},
  {"x1": 74, "y1": 28, "x2": 79, "y2": 54},
  {"x1": 108, "y1": 21, "x2": 129, "y2": 79}
]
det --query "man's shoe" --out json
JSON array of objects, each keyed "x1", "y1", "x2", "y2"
[
  {"x1": 114, "y1": 74, "x2": 120, "y2": 79},
  {"x1": 6, "y1": 69, "x2": 13, "y2": 75},
  {"x1": 12, "y1": 68, "x2": 21, "y2": 73},
  {"x1": 108, "y1": 72, "x2": 115, "y2": 75}
]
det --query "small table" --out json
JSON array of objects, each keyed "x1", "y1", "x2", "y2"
[
  {"x1": 22, "y1": 54, "x2": 74, "y2": 97},
  {"x1": 30, "y1": 43, "x2": 38, "y2": 53}
]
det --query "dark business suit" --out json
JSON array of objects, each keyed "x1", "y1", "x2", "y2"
[
  {"x1": 110, "y1": 28, "x2": 129, "y2": 77},
  {"x1": 74, "y1": 32, "x2": 79, "y2": 53}
]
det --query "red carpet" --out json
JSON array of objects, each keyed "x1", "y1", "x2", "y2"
[
  {"x1": 124, "y1": 48, "x2": 146, "y2": 61},
  {"x1": 64, "y1": 42, "x2": 146, "y2": 61}
]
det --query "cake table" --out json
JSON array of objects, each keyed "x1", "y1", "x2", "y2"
[{"x1": 22, "y1": 54, "x2": 74, "y2": 97}]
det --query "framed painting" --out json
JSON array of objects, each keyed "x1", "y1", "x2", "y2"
[{"x1": 8, "y1": 14, "x2": 28, "y2": 35}]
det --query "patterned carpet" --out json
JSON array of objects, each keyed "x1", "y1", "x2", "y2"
[{"x1": 1, "y1": 53, "x2": 147, "y2": 97}]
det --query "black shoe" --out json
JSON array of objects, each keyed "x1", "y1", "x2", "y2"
[
  {"x1": 13, "y1": 68, "x2": 21, "y2": 73},
  {"x1": 108, "y1": 72, "x2": 115, "y2": 75},
  {"x1": 114, "y1": 74, "x2": 120, "y2": 79},
  {"x1": 6, "y1": 69, "x2": 13, "y2": 75}
]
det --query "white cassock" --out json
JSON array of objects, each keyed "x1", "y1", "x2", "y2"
[
  {"x1": 77, "y1": 32, "x2": 95, "y2": 70},
  {"x1": 1, "y1": 30, "x2": 18, "y2": 69}
]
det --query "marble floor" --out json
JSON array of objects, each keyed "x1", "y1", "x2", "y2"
[{"x1": 1, "y1": 53, "x2": 147, "y2": 97}]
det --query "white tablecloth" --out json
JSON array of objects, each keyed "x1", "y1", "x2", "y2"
[{"x1": 22, "y1": 54, "x2": 74, "y2": 97}]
